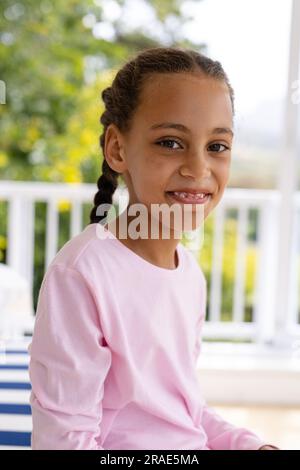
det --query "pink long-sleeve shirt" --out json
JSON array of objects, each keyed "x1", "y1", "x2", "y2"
[{"x1": 28, "y1": 221, "x2": 272, "y2": 450}]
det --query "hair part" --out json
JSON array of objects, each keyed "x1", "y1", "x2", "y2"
[{"x1": 89, "y1": 46, "x2": 235, "y2": 224}]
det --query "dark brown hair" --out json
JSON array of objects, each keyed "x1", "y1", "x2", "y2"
[{"x1": 89, "y1": 46, "x2": 235, "y2": 224}]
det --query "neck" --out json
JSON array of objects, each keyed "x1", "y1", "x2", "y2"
[{"x1": 104, "y1": 206, "x2": 182, "y2": 269}]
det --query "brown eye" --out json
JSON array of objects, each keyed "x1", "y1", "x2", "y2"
[
  {"x1": 208, "y1": 143, "x2": 230, "y2": 153},
  {"x1": 156, "y1": 139, "x2": 182, "y2": 150}
]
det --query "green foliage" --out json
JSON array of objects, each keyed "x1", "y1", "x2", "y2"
[
  {"x1": 0, "y1": 0, "x2": 205, "y2": 309},
  {"x1": 0, "y1": 0, "x2": 204, "y2": 182}
]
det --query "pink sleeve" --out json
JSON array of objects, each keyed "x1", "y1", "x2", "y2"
[
  {"x1": 194, "y1": 275, "x2": 276, "y2": 450},
  {"x1": 28, "y1": 264, "x2": 112, "y2": 450}
]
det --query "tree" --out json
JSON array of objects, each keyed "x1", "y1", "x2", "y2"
[
  {"x1": 0, "y1": 0, "x2": 204, "y2": 311},
  {"x1": 0, "y1": 0, "x2": 204, "y2": 182}
]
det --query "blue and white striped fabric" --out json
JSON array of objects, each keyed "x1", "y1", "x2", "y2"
[{"x1": 0, "y1": 336, "x2": 32, "y2": 450}]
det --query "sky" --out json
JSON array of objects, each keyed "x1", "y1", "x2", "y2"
[
  {"x1": 180, "y1": 0, "x2": 292, "y2": 117},
  {"x1": 94, "y1": 0, "x2": 295, "y2": 157},
  {"x1": 99, "y1": 0, "x2": 293, "y2": 123}
]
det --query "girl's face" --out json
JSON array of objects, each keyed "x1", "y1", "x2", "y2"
[{"x1": 108, "y1": 71, "x2": 234, "y2": 232}]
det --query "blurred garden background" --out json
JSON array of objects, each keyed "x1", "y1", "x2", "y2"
[
  {"x1": 1, "y1": 0, "x2": 297, "y2": 321},
  {"x1": 0, "y1": 0, "x2": 300, "y2": 450}
]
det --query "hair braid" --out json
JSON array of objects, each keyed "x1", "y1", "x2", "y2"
[{"x1": 89, "y1": 159, "x2": 119, "y2": 224}]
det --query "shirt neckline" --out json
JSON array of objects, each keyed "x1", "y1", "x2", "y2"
[{"x1": 87, "y1": 222, "x2": 184, "y2": 274}]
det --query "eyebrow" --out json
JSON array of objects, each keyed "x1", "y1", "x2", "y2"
[{"x1": 149, "y1": 122, "x2": 234, "y2": 137}]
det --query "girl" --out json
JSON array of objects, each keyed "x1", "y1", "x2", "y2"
[{"x1": 28, "y1": 47, "x2": 279, "y2": 450}]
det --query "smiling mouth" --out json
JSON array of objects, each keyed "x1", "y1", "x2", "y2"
[{"x1": 165, "y1": 191, "x2": 212, "y2": 204}]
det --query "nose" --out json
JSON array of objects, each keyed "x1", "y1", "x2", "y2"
[{"x1": 179, "y1": 149, "x2": 211, "y2": 179}]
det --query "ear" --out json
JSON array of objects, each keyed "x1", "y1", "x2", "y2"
[{"x1": 104, "y1": 123, "x2": 127, "y2": 173}]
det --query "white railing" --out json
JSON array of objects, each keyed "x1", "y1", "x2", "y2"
[{"x1": 0, "y1": 180, "x2": 299, "y2": 348}]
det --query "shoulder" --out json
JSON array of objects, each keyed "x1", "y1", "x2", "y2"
[
  {"x1": 46, "y1": 223, "x2": 115, "y2": 278},
  {"x1": 180, "y1": 243, "x2": 206, "y2": 286}
]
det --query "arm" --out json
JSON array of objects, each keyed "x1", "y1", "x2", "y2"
[
  {"x1": 28, "y1": 264, "x2": 112, "y2": 450},
  {"x1": 194, "y1": 275, "x2": 279, "y2": 450},
  {"x1": 201, "y1": 403, "x2": 277, "y2": 450}
]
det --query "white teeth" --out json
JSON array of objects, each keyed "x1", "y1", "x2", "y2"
[
  {"x1": 173, "y1": 191, "x2": 207, "y2": 199},
  {"x1": 173, "y1": 192, "x2": 187, "y2": 198}
]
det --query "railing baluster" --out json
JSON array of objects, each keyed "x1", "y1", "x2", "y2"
[
  {"x1": 253, "y1": 201, "x2": 279, "y2": 344},
  {"x1": 288, "y1": 199, "x2": 300, "y2": 330},
  {"x1": 233, "y1": 206, "x2": 248, "y2": 323},
  {"x1": 70, "y1": 200, "x2": 82, "y2": 238},
  {"x1": 209, "y1": 204, "x2": 225, "y2": 322},
  {"x1": 7, "y1": 197, "x2": 35, "y2": 296},
  {"x1": 45, "y1": 199, "x2": 58, "y2": 269}
]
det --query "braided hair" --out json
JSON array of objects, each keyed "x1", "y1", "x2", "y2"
[{"x1": 89, "y1": 46, "x2": 235, "y2": 224}]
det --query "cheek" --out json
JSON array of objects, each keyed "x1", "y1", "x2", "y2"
[
  {"x1": 213, "y1": 159, "x2": 231, "y2": 185},
  {"x1": 128, "y1": 165, "x2": 167, "y2": 206},
  {"x1": 135, "y1": 155, "x2": 172, "y2": 190}
]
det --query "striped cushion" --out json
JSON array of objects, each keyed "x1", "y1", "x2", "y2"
[{"x1": 0, "y1": 337, "x2": 32, "y2": 450}]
